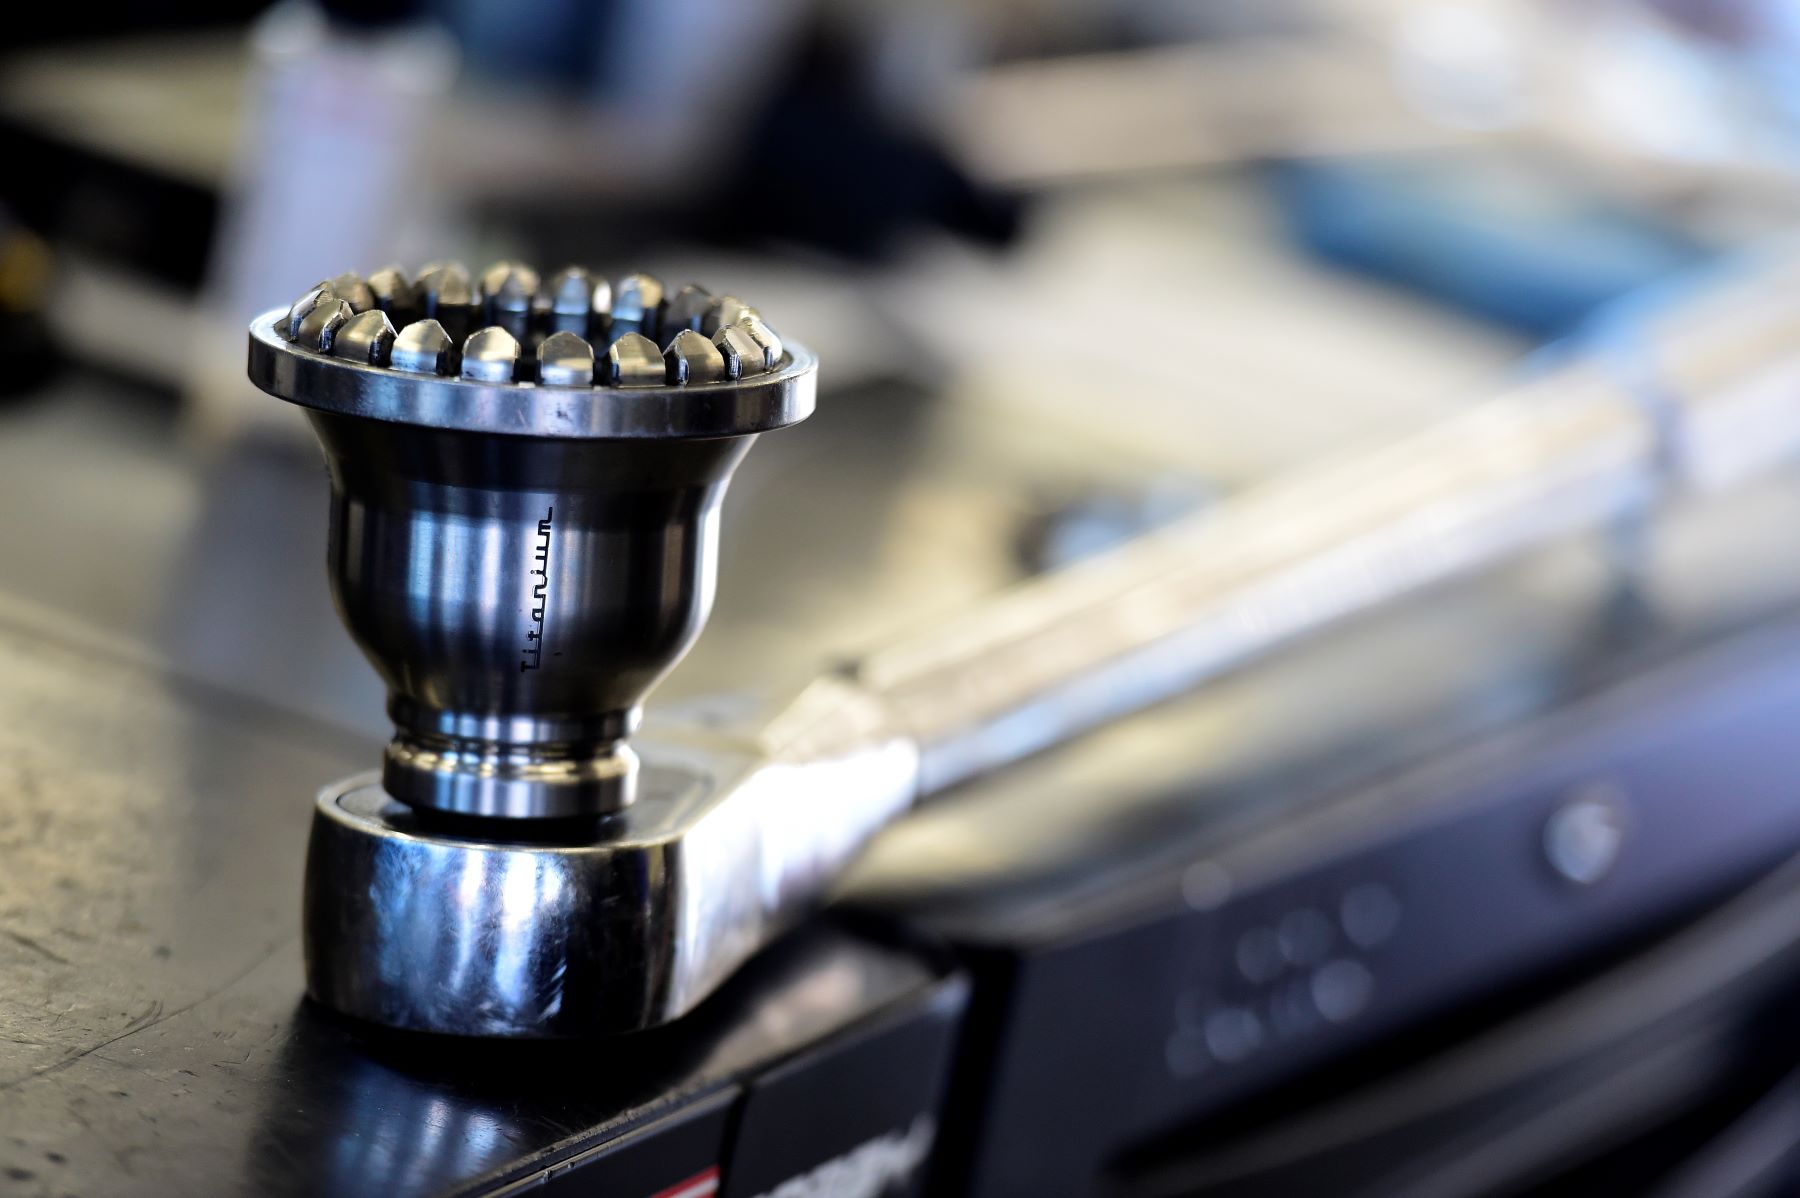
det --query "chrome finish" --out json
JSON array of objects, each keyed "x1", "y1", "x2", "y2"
[
  {"x1": 246, "y1": 274, "x2": 815, "y2": 829},
  {"x1": 542, "y1": 267, "x2": 594, "y2": 336},
  {"x1": 661, "y1": 283, "x2": 713, "y2": 343},
  {"x1": 841, "y1": 253, "x2": 1800, "y2": 797},
  {"x1": 325, "y1": 270, "x2": 377, "y2": 314},
  {"x1": 330, "y1": 310, "x2": 395, "y2": 366},
  {"x1": 297, "y1": 297, "x2": 351, "y2": 351},
  {"x1": 664, "y1": 328, "x2": 726, "y2": 384},
  {"x1": 459, "y1": 325, "x2": 519, "y2": 382},
  {"x1": 416, "y1": 261, "x2": 475, "y2": 340},
  {"x1": 861, "y1": 371, "x2": 1654, "y2": 792},
  {"x1": 739, "y1": 314, "x2": 783, "y2": 373},
  {"x1": 703, "y1": 295, "x2": 755, "y2": 337},
  {"x1": 248, "y1": 311, "x2": 816, "y2": 436},
  {"x1": 715, "y1": 323, "x2": 767, "y2": 380},
  {"x1": 611, "y1": 272, "x2": 664, "y2": 341},
  {"x1": 537, "y1": 330, "x2": 595, "y2": 387},
  {"x1": 304, "y1": 676, "x2": 917, "y2": 1037},
  {"x1": 477, "y1": 261, "x2": 538, "y2": 338},
  {"x1": 276, "y1": 251, "x2": 1800, "y2": 1039},
  {"x1": 282, "y1": 284, "x2": 328, "y2": 341},
  {"x1": 366, "y1": 265, "x2": 418, "y2": 323},
  {"x1": 389, "y1": 318, "x2": 453, "y2": 375},
  {"x1": 604, "y1": 332, "x2": 669, "y2": 389},
  {"x1": 312, "y1": 403, "x2": 753, "y2": 819},
  {"x1": 590, "y1": 275, "x2": 614, "y2": 337}
]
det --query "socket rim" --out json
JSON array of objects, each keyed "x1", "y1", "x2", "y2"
[{"x1": 247, "y1": 308, "x2": 817, "y2": 441}]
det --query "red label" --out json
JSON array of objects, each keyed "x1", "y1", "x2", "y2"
[{"x1": 650, "y1": 1166, "x2": 720, "y2": 1198}]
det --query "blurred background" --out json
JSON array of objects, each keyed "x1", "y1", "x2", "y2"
[
  {"x1": 13, "y1": 0, "x2": 1800, "y2": 1194},
  {"x1": 5, "y1": 0, "x2": 1798, "y2": 728},
  {"x1": 8, "y1": 0, "x2": 1800, "y2": 731},
  {"x1": 9, "y1": 0, "x2": 1800, "y2": 728}
]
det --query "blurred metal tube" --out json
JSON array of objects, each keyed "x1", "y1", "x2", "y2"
[{"x1": 852, "y1": 252, "x2": 1800, "y2": 796}]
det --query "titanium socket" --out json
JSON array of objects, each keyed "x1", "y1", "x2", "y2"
[{"x1": 248, "y1": 265, "x2": 815, "y2": 819}]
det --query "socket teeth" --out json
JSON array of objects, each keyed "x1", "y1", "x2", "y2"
[
  {"x1": 417, "y1": 261, "x2": 476, "y2": 340},
  {"x1": 390, "y1": 319, "x2": 456, "y2": 375},
  {"x1": 537, "y1": 331, "x2": 595, "y2": 387},
  {"x1": 737, "y1": 315, "x2": 783, "y2": 372},
  {"x1": 326, "y1": 271, "x2": 378, "y2": 314},
  {"x1": 605, "y1": 333, "x2": 665, "y2": 388},
  {"x1": 664, "y1": 328, "x2": 726, "y2": 385},
  {"x1": 478, "y1": 261, "x2": 539, "y2": 337},
  {"x1": 461, "y1": 326, "x2": 521, "y2": 383},
  {"x1": 478, "y1": 259, "x2": 535, "y2": 297},
  {"x1": 539, "y1": 267, "x2": 594, "y2": 336},
  {"x1": 271, "y1": 263, "x2": 790, "y2": 387},
  {"x1": 611, "y1": 272, "x2": 665, "y2": 341},
  {"x1": 702, "y1": 295, "x2": 756, "y2": 338},
  {"x1": 660, "y1": 284, "x2": 712, "y2": 346},
  {"x1": 366, "y1": 265, "x2": 420, "y2": 324},
  {"x1": 714, "y1": 323, "x2": 769, "y2": 380},
  {"x1": 282, "y1": 285, "x2": 329, "y2": 341},
  {"x1": 332, "y1": 309, "x2": 397, "y2": 366},
  {"x1": 298, "y1": 297, "x2": 354, "y2": 351}
]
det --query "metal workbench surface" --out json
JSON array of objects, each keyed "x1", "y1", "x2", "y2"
[{"x1": 0, "y1": 595, "x2": 954, "y2": 1197}]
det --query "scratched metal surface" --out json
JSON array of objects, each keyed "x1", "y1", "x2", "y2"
[
  {"x1": 0, "y1": 361, "x2": 1228, "y2": 1197},
  {"x1": 0, "y1": 601, "x2": 944, "y2": 1197}
]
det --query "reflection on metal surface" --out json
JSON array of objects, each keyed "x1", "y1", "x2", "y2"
[
  {"x1": 857, "y1": 251, "x2": 1800, "y2": 795},
  {"x1": 246, "y1": 283, "x2": 817, "y2": 820},
  {"x1": 304, "y1": 676, "x2": 919, "y2": 1037},
  {"x1": 861, "y1": 365, "x2": 1656, "y2": 793},
  {"x1": 270, "y1": 252, "x2": 1800, "y2": 1037}
]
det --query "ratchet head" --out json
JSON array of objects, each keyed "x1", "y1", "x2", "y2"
[
  {"x1": 247, "y1": 265, "x2": 816, "y2": 821},
  {"x1": 301, "y1": 678, "x2": 918, "y2": 1038}
]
